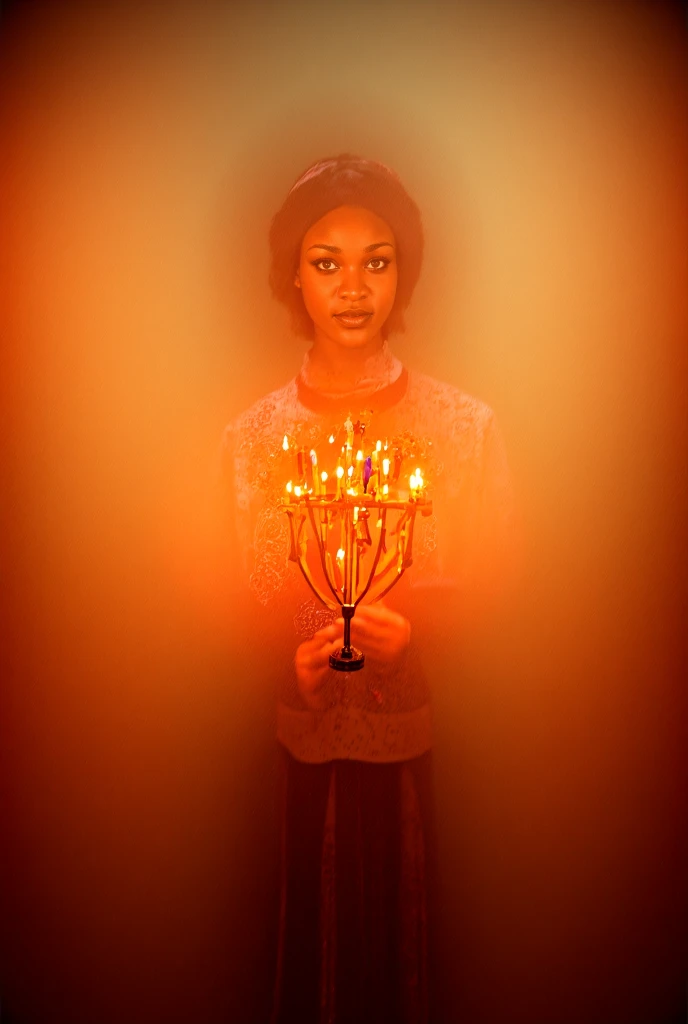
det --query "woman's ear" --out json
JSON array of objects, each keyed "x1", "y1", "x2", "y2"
[{"x1": 294, "y1": 269, "x2": 301, "y2": 289}]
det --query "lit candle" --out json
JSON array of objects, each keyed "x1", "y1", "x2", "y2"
[
  {"x1": 285, "y1": 480, "x2": 293, "y2": 503},
  {"x1": 320, "y1": 470, "x2": 328, "y2": 496},
  {"x1": 336, "y1": 546, "x2": 345, "y2": 591},
  {"x1": 335, "y1": 464, "x2": 344, "y2": 500},
  {"x1": 310, "y1": 450, "x2": 319, "y2": 495},
  {"x1": 409, "y1": 468, "x2": 424, "y2": 499}
]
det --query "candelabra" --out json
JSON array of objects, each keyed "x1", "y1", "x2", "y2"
[{"x1": 282, "y1": 418, "x2": 433, "y2": 671}]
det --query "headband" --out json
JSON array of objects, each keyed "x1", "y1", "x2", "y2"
[
  {"x1": 287, "y1": 156, "x2": 402, "y2": 196},
  {"x1": 288, "y1": 159, "x2": 339, "y2": 195}
]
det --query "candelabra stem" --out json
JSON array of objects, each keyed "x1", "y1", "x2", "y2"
[
  {"x1": 343, "y1": 603, "x2": 353, "y2": 650},
  {"x1": 329, "y1": 603, "x2": 364, "y2": 672}
]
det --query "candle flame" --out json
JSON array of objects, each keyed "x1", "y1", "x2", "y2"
[
  {"x1": 286, "y1": 480, "x2": 293, "y2": 493},
  {"x1": 310, "y1": 449, "x2": 318, "y2": 465},
  {"x1": 376, "y1": 440, "x2": 382, "y2": 452},
  {"x1": 336, "y1": 548, "x2": 345, "y2": 561},
  {"x1": 282, "y1": 435, "x2": 289, "y2": 451},
  {"x1": 321, "y1": 471, "x2": 328, "y2": 483},
  {"x1": 356, "y1": 450, "x2": 363, "y2": 462},
  {"x1": 382, "y1": 458, "x2": 390, "y2": 476},
  {"x1": 294, "y1": 485, "x2": 302, "y2": 497},
  {"x1": 347, "y1": 466, "x2": 354, "y2": 478},
  {"x1": 376, "y1": 518, "x2": 382, "y2": 528},
  {"x1": 336, "y1": 466, "x2": 344, "y2": 479},
  {"x1": 329, "y1": 434, "x2": 335, "y2": 443},
  {"x1": 382, "y1": 483, "x2": 389, "y2": 495}
]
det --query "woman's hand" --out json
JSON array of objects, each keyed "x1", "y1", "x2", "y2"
[
  {"x1": 294, "y1": 622, "x2": 341, "y2": 711},
  {"x1": 337, "y1": 601, "x2": 411, "y2": 665},
  {"x1": 295, "y1": 602, "x2": 411, "y2": 710}
]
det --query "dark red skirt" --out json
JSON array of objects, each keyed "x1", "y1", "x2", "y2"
[{"x1": 271, "y1": 744, "x2": 439, "y2": 1024}]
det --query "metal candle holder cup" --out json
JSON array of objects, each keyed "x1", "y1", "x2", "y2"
[{"x1": 282, "y1": 427, "x2": 433, "y2": 671}]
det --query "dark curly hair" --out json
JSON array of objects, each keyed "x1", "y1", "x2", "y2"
[{"x1": 268, "y1": 154, "x2": 424, "y2": 339}]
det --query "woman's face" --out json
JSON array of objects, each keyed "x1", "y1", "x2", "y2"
[{"x1": 295, "y1": 205, "x2": 398, "y2": 350}]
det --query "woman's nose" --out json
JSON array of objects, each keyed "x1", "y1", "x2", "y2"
[{"x1": 338, "y1": 265, "x2": 367, "y2": 299}]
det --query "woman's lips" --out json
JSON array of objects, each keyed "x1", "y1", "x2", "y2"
[{"x1": 333, "y1": 311, "x2": 373, "y2": 328}]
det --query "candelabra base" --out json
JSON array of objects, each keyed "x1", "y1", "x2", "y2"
[{"x1": 329, "y1": 646, "x2": 365, "y2": 672}]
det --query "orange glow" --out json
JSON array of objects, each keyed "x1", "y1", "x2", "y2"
[{"x1": 1, "y1": 2, "x2": 685, "y2": 1022}]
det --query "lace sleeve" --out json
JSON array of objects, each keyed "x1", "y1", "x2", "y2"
[{"x1": 408, "y1": 401, "x2": 518, "y2": 640}]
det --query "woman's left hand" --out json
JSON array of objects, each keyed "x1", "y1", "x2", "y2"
[{"x1": 336, "y1": 601, "x2": 411, "y2": 665}]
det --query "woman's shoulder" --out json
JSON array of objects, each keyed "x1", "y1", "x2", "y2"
[
  {"x1": 222, "y1": 376, "x2": 300, "y2": 449},
  {"x1": 405, "y1": 368, "x2": 498, "y2": 441}
]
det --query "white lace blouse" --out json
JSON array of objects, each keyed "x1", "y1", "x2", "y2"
[{"x1": 220, "y1": 363, "x2": 516, "y2": 763}]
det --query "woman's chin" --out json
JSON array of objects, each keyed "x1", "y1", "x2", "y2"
[{"x1": 319, "y1": 322, "x2": 386, "y2": 349}]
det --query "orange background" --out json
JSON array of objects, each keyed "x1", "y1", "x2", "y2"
[{"x1": 1, "y1": 1, "x2": 686, "y2": 1021}]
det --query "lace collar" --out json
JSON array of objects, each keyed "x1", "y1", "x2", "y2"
[{"x1": 296, "y1": 365, "x2": 409, "y2": 415}]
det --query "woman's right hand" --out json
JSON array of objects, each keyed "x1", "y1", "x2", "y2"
[{"x1": 294, "y1": 622, "x2": 342, "y2": 711}]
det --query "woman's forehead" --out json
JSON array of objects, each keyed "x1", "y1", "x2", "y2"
[{"x1": 301, "y1": 205, "x2": 395, "y2": 249}]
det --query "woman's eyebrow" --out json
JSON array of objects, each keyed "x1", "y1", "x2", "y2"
[{"x1": 306, "y1": 241, "x2": 395, "y2": 253}]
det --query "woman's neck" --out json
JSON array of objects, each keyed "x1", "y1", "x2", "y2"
[{"x1": 300, "y1": 339, "x2": 403, "y2": 398}]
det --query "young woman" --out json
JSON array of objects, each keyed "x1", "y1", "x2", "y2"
[{"x1": 221, "y1": 154, "x2": 515, "y2": 1024}]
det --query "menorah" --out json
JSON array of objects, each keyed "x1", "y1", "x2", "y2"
[{"x1": 282, "y1": 417, "x2": 433, "y2": 671}]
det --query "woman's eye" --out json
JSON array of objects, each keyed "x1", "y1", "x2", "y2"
[
  {"x1": 367, "y1": 257, "x2": 391, "y2": 271},
  {"x1": 313, "y1": 259, "x2": 338, "y2": 272}
]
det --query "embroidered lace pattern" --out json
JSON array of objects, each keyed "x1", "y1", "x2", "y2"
[{"x1": 221, "y1": 366, "x2": 515, "y2": 763}]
